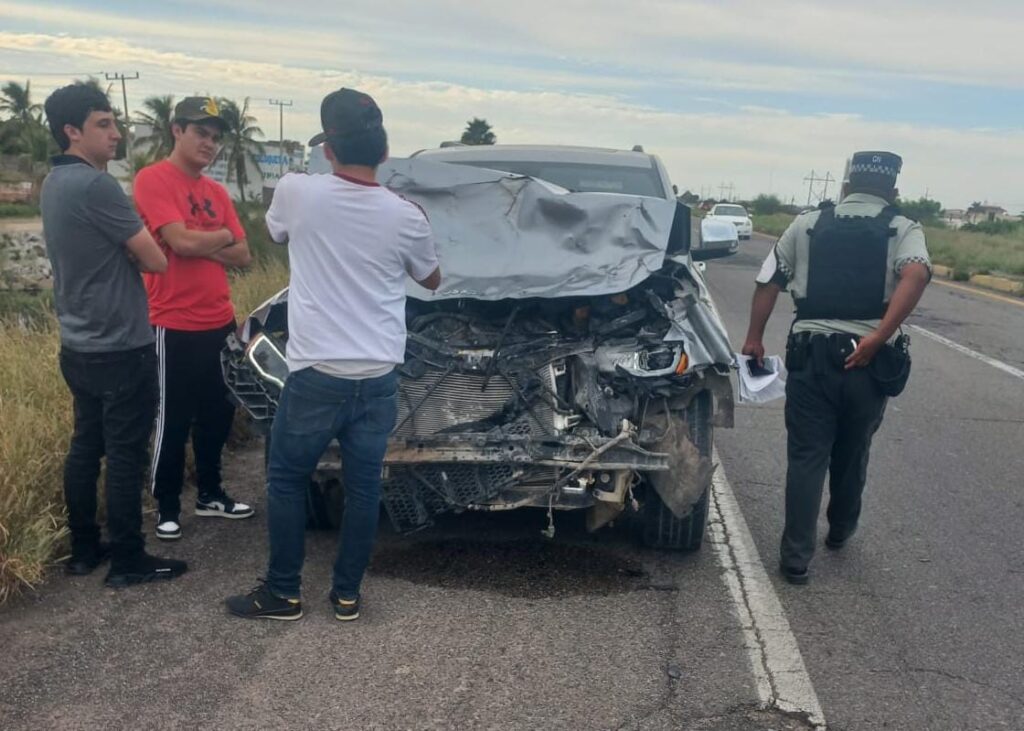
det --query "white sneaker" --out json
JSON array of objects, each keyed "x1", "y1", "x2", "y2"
[
  {"x1": 156, "y1": 518, "x2": 182, "y2": 540},
  {"x1": 195, "y1": 493, "x2": 255, "y2": 520}
]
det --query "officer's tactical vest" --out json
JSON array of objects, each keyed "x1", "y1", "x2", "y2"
[{"x1": 794, "y1": 201, "x2": 898, "y2": 321}]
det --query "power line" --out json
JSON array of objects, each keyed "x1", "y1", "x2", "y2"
[
  {"x1": 105, "y1": 72, "x2": 140, "y2": 183},
  {"x1": 803, "y1": 170, "x2": 834, "y2": 206}
]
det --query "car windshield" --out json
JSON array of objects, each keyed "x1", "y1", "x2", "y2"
[
  {"x1": 714, "y1": 205, "x2": 747, "y2": 217},
  {"x1": 448, "y1": 160, "x2": 666, "y2": 197}
]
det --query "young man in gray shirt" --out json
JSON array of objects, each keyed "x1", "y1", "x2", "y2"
[{"x1": 41, "y1": 82, "x2": 187, "y2": 587}]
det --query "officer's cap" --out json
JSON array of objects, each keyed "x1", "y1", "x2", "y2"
[{"x1": 848, "y1": 151, "x2": 902, "y2": 188}]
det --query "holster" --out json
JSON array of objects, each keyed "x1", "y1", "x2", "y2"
[{"x1": 868, "y1": 333, "x2": 912, "y2": 397}]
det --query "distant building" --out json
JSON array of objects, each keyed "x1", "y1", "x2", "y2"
[
  {"x1": 941, "y1": 209, "x2": 967, "y2": 229},
  {"x1": 965, "y1": 205, "x2": 1016, "y2": 225}
]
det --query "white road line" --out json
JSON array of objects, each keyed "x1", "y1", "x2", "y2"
[
  {"x1": 908, "y1": 324, "x2": 1024, "y2": 381},
  {"x1": 708, "y1": 452, "x2": 827, "y2": 729}
]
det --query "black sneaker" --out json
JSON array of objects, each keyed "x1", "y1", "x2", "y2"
[
  {"x1": 329, "y1": 591, "x2": 360, "y2": 622},
  {"x1": 196, "y1": 491, "x2": 255, "y2": 520},
  {"x1": 105, "y1": 553, "x2": 188, "y2": 588},
  {"x1": 825, "y1": 524, "x2": 857, "y2": 550},
  {"x1": 65, "y1": 542, "x2": 111, "y2": 576},
  {"x1": 226, "y1": 581, "x2": 303, "y2": 621},
  {"x1": 779, "y1": 563, "x2": 810, "y2": 586}
]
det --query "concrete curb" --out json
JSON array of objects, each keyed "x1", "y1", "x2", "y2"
[{"x1": 930, "y1": 264, "x2": 1024, "y2": 297}]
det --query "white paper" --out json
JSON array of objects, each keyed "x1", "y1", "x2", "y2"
[{"x1": 735, "y1": 354, "x2": 787, "y2": 404}]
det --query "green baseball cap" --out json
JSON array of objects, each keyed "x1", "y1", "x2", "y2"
[{"x1": 173, "y1": 96, "x2": 229, "y2": 132}]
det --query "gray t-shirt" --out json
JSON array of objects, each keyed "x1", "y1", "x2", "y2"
[{"x1": 40, "y1": 156, "x2": 152, "y2": 352}]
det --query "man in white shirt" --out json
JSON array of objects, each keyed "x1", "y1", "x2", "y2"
[{"x1": 227, "y1": 89, "x2": 440, "y2": 621}]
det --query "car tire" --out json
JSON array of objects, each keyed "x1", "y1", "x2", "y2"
[
  {"x1": 639, "y1": 390, "x2": 713, "y2": 551},
  {"x1": 263, "y1": 433, "x2": 344, "y2": 531}
]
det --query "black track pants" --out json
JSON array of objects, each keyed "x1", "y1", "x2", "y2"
[{"x1": 151, "y1": 322, "x2": 236, "y2": 519}]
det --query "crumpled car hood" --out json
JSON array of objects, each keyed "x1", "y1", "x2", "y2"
[{"x1": 377, "y1": 158, "x2": 675, "y2": 301}]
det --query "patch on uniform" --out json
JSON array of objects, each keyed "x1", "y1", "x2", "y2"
[{"x1": 756, "y1": 247, "x2": 791, "y2": 287}]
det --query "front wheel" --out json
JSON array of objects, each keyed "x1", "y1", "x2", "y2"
[
  {"x1": 263, "y1": 433, "x2": 344, "y2": 531},
  {"x1": 639, "y1": 390, "x2": 713, "y2": 551}
]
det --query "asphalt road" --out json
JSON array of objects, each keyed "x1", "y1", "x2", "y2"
[
  {"x1": 710, "y1": 233, "x2": 1024, "y2": 730},
  {"x1": 2, "y1": 233, "x2": 1021, "y2": 730}
]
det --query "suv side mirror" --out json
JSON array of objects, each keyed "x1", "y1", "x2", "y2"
[{"x1": 667, "y1": 200, "x2": 691, "y2": 255}]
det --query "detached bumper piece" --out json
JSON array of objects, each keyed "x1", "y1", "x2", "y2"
[{"x1": 368, "y1": 433, "x2": 668, "y2": 533}]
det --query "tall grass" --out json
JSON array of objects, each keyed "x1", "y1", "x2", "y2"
[
  {"x1": 926, "y1": 226, "x2": 1024, "y2": 278},
  {"x1": 0, "y1": 316, "x2": 71, "y2": 603},
  {"x1": 753, "y1": 213, "x2": 1024, "y2": 281},
  {"x1": 752, "y1": 213, "x2": 796, "y2": 238},
  {"x1": 0, "y1": 252, "x2": 288, "y2": 604}
]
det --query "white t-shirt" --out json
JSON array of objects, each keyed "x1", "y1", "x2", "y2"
[{"x1": 265, "y1": 172, "x2": 439, "y2": 374}]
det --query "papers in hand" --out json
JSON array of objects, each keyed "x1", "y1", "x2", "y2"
[{"x1": 736, "y1": 354, "x2": 787, "y2": 404}]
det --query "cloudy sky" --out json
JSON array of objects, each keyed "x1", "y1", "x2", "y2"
[{"x1": 1, "y1": 0, "x2": 1021, "y2": 210}]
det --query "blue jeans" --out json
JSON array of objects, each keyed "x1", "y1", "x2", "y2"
[{"x1": 265, "y1": 367, "x2": 398, "y2": 600}]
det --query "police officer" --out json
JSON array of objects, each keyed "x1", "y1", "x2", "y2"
[{"x1": 741, "y1": 151, "x2": 931, "y2": 585}]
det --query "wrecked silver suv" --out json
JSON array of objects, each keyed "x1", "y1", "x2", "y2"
[{"x1": 223, "y1": 145, "x2": 735, "y2": 550}]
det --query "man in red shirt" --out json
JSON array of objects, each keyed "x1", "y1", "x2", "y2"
[{"x1": 134, "y1": 96, "x2": 254, "y2": 541}]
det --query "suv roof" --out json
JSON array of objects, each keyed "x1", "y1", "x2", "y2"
[{"x1": 413, "y1": 144, "x2": 658, "y2": 169}]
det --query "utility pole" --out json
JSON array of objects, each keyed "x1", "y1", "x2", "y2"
[
  {"x1": 820, "y1": 172, "x2": 835, "y2": 202},
  {"x1": 105, "y1": 71, "x2": 139, "y2": 182},
  {"x1": 268, "y1": 99, "x2": 293, "y2": 180},
  {"x1": 719, "y1": 182, "x2": 727, "y2": 200},
  {"x1": 803, "y1": 170, "x2": 833, "y2": 206}
]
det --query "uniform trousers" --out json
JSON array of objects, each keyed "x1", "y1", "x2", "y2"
[{"x1": 781, "y1": 335, "x2": 888, "y2": 569}]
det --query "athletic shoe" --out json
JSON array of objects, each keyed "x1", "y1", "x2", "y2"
[
  {"x1": 156, "y1": 517, "x2": 182, "y2": 541},
  {"x1": 65, "y1": 542, "x2": 111, "y2": 576},
  {"x1": 329, "y1": 591, "x2": 360, "y2": 622},
  {"x1": 779, "y1": 563, "x2": 810, "y2": 586},
  {"x1": 825, "y1": 524, "x2": 857, "y2": 550},
  {"x1": 226, "y1": 581, "x2": 303, "y2": 621},
  {"x1": 105, "y1": 553, "x2": 188, "y2": 588},
  {"x1": 195, "y1": 491, "x2": 254, "y2": 520}
]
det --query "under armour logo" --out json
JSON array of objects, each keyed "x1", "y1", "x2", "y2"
[{"x1": 188, "y1": 193, "x2": 217, "y2": 218}]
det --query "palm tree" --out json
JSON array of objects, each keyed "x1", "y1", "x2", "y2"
[
  {"x1": 461, "y1": 117, "x2": 496, "y2": 146},
  {"x1": 215, "y1": 97, "x2": 264, "y2": 203},
  {"x1": 0, "y1": 81, "x2": 40, "y2": 124},
  {"x1": 0, "y1": 81, "x2": 48, "y2": 158},
  {"x1": 135, "y1": 94, "x2": 175, "y2": 160}
]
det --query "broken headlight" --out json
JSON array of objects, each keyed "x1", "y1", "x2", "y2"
[
  {"x1": 594, "y1": 343, "x2": 688, "y2": 377},
  {"x1": 245, "y1": 332, "x2": 289, "y2": 389}
]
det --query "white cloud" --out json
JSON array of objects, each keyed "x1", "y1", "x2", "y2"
[{"x1": 2, "y1": 29, "x2": 1019, "y2": 209}]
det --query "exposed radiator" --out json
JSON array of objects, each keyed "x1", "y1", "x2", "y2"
[{"x1": 395, "y1": 366, "x2": 556, "y2": 439}]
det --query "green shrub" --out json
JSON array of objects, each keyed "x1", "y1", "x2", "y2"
[{"x1": 0, "y1": 203, "x2": 39, "y2": 218}]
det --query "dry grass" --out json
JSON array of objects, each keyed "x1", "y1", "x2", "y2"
[
  {"x1": 0, "y1": 315, "x2": 71, "y2": 603},
  {"x1": 754, "y1": 213, "x2": 1024, "y2": 282},
  {"x1": 927, "y1": 226, "x2": 1024, "y2": 278},
  {"x1": 0, "y1": 255, "x2": 290, "y2": 604}
]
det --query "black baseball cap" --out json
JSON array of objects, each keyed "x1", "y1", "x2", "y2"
[
  {"x1": 308, "y1": 88, "x2": 383, "y2": 147},
  {"x1": 173, "y1": 96, "x2": 229, "y2": 132}
]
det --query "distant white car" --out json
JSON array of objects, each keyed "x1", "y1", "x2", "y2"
[{"x1": 707, "y1": 204, "x2": 753, "y2": 239}]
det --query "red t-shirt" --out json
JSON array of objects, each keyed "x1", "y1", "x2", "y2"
[{"x1": 134, "y1": 160, "x2": 244, "y2": 330}]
